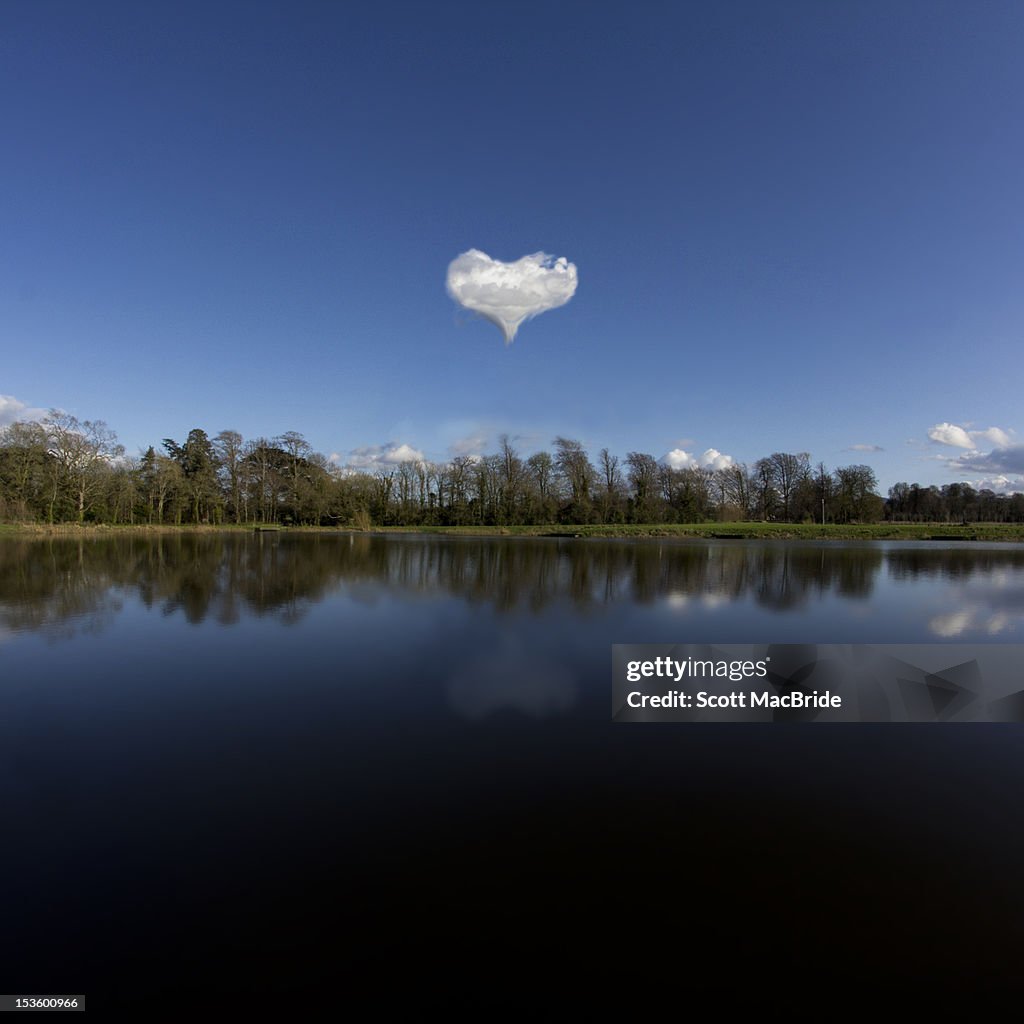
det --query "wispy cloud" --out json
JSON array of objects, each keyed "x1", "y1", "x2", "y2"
[
  {"x1": 450, "y1": 431, "x2": 489, "y2": 458},
  {"x1": 973, "y1": 426, "x2": 1014, "y2": 448},
  {"x1": 343, "y1": 442, "x2": 426, "y2": 469},
  {"x1": 845, "y1": 443, "x2": 884, "y2": 453},
  {"x1": 932, "y1": 443, "x2": 1024, "y2": 494},
  {"x1": 0, "y1": 394, "x2": 47, "y2": 428},
  {"x1": 951, "y1": 446, "x2": 1024, "y2": 477}
]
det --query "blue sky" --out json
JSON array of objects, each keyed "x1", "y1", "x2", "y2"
[{"x1": 2, "y1": 0, "x2": 1022, "y2": 491}]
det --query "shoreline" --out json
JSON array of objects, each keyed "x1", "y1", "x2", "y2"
[{"x1": 2, "y1": 522, "x2": 1024, "y2": 541}]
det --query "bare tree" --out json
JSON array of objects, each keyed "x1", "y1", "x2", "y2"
[
  {"x1": 448, "y1": 455, "x2": 475, "y2": 524},
  {"x1": 154, "y1": 455, "x2": 184, "y2": 524},
  {"x1": 720, "y1": 463, "x2": 754, "y2": 520},
  {"x1": 526, "y1": 451, "x2": 556, "y2": 524},
  {"x1": 815, "y1": 461, "x2": 833, "y2": 524},
  {"x1": 497, "y1": 435, "x2": 525, "y2": 524},
  {"x1": 214, "y1": 430, "x2": 245, "y2": 523},
  {"x1": 44, "y1": 411, "x2": 124, "y2": 523},
  {"x1": 626, "y1": 452, "x2": 660, "y2": 523},
  {"x1": 597, "y1": 448, "x2": 623, "y2": 523},
  {"x1": 767, "y1": 452, "x2": 811, "y2": 522},
  {"x1": 279, "y1": 431, "x2": 313, "y2": 519},
  {"x1": 833, "y1": 464, "x2": 882, "y2": 523},
  {"x1": 553, "y1": 437, "x2": 595, "y2": 522},
  {"x1": 753, "y1": 458, "x2": 777, "y2": 521}
]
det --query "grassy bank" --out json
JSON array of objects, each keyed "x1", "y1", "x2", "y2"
[
  {"x1": 4, "y1": 521, "x2": 1024, "y2": 541},
  {"x1": 0, "y1": 522, "x2": 267, "y2": 536},
  {"x1": 376, "y1": 522, "x2": 1024, "y2": 541}
]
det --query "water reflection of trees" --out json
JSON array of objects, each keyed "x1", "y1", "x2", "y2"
[
  {"x1": 887, "y1": 546, "x2": 1024, "y2": 582},
  {"x1": 0, "y1": 538, "x2": 129, "y2": 638},
  {"x1": 0, "y1": 534, "x2": 338, "y2": 635},
  {"x1": 0, "y1": 535, "x2": 907, "y2": 636}
]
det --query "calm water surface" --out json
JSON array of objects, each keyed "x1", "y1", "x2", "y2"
[{"x1": 3, "y1": 533, "x2": 1024, "y2": 1003}]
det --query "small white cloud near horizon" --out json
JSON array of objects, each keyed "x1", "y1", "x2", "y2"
[
  {"x1": 928, "y1": 422, "x2": 1013, "y2": 450},
  {"x1": 972, "y1": 475, "x2": 1024, "y2": 494},
  {"x1": 925, "y1": 420, "x2": 1022, "y2": 491},
  {"x1": 945, "y1": 444, "x2": 1024, "y2": 487},
  {"x1": 450, "y1": 431, "x2": 490, "y2": 458},
  {"x1": 846, "y1": 443, "x2": 884, "y2": 453},
  {"x1": 343, "y1": 442, "x2": 426, "y2": 470},
  {"x1": 663, "y1": 447, "x2": 735, "y2": 472},
  {"x1": 446, "y1": 249, "x2": 578, "y2": 344},
  {"x1": 0, "y1": 394, "x2": 48, "y2": 428}
]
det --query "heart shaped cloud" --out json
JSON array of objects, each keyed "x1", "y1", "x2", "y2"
[{"x1": 446, "y1": 249, "x2": 578, "y2": 344}]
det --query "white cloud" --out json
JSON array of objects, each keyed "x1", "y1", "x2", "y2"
[
  {"x1": 663, "y1": 450, "x2": 695, "y2": 470},
  {"x1": 0, "y1": 394, "x2": 47, "y2": 427},
  {"x1": 846, "y1": 444, "x2": 884, "y2": 453},
  {"x1": 663, "y1": 447, "x2": 735, "y2": 471},
  {"x1": 946, "y1": 446, "x2": 1024, "y2": 492},
  {"x1": 972, "y1": 475, "x2": 1024, "y2": 494},
  {"x1": 972, "y1": 426, "x2": 1013, "y2": 448},
  {"x1": 387, "y1": 443, "x2": 425, "y2": 463},
  {"x1": 345, "y1": 442, "x2": 426, "y2": 469},
  {"x1": 928, "y1": 422, "x2": 1013, "y2": 450},
  {"x1": 928, "y1": 422, "x2": 975, "y2": 448},
  {"x1": 450, "y1": 431, "x2": 489, "y2": 458},
  {"x1": 700, "y1": 448, "x2": 735, "y2": 471},
  {"x1": 446, "y1": 249, "x2": 578, "y2": 344},
  {"x1": 952, "y1": 447, "x2": 1024, "y2": 473}
]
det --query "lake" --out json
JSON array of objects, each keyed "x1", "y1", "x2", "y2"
[{"x1": 3, "y1": 533, "x2": 1023, "y2": 1005}]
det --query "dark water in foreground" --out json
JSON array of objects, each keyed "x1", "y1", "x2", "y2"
[{"x1": 3, "y1": 533, "x2": 1024, "y2": 1003}]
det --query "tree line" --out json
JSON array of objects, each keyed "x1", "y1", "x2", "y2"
[{"x1": 1, "y1": 412, "x2": 1022, "y2": 526}]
